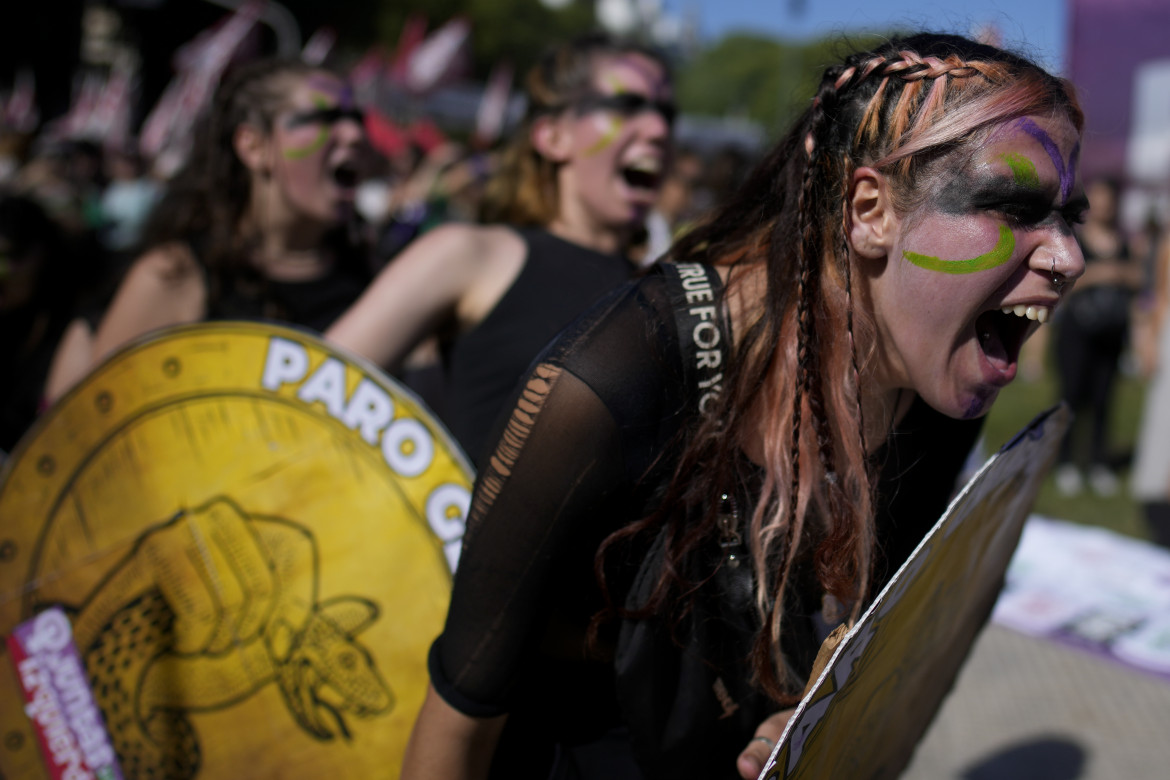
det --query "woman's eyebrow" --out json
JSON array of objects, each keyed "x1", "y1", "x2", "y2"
[{"x1": 935, "y1": 172, "x2": 1053, "y2": 214}]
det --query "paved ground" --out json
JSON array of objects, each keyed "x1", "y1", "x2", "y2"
[{"x1": 903, "y1": 624, "x2": 1170, "y2": 779}]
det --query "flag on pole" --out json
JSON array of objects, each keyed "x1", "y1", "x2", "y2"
[
  {"x1": 474, "y1": 61, "x2": 513, "y2": 146},
  {"x1": 405, "y1": 17, "x2": 471, "y2": 95},
  {"x1": 302, "y1": 27, "x2": 336, "y2": 66},
  {"x1": 388, "y1": 15, "x2": 428, "y2": 87},
  {"x1": 3, "y1": 69, "x2": 39, "y2": 133},
  {"x1": 139, "y1": 0, "x2": 264, "y2": 171}
]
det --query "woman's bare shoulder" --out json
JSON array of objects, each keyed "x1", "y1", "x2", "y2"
[
  {"x1": 413, "y1": 223, "x2": 525, "y2": 266},
  {"x1": 131, "y1": 242, "x2": 203, "y2": 285}
]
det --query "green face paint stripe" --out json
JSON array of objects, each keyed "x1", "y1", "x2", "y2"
[
  {"x1": 1001, "y1": 152, "x2": 1039, "y2": 188},
  {"x1": 584, "y1": 116, "x2": 622, "y2": 156},
  {"x1": 283, "y1": 95, "x2": 332, "y2": 161},
  {"x1": 902, "y1": 225, "x2": 1016, "y2": 274},
  {"x1": 582, "y1": 75, "x2": 628, "y2": 156}
]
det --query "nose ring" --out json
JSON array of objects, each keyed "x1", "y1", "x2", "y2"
[{"x1": 1051, "y1": 257, "x2": 1067, "y2": 295}]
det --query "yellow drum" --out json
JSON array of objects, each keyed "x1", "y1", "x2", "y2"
[{"x1": 0, "y1": 322, "x2": 473, "y2": 779}]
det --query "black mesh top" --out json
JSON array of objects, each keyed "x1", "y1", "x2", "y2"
[{"x1": 430, "y1": 266, "x2": 984, "y2": 778}]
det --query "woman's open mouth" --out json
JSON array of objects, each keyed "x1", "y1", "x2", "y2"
[
  {"x1": 620, "y1": 157, "x2": 662, "y2": 194},
  {"x1": 331, "y1": 162, "x2": 359, "y2": 193},
  {"x1": 974, "y1": 304, "x2": 1050, "y2": 377}
]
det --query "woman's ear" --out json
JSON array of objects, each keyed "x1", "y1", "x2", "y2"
[
  {"x1": 233, "y1": 124, "x2": 271, "y2": 176},
  {"x1": 530, "y1": 115, "x2": 573, "y2": 163},
  {"x1": 849, "y1": 167, "x2": 898, "y2": 260}
]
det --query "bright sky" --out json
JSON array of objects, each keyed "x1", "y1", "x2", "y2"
[{"x1": 688, "y1": 0, "x2": 1068, "y2": 75}]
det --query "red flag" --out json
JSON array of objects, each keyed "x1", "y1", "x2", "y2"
[
  {"x1": 410, "y1": 117, "x2": 446, "y2": 155},
  {"x1": 365, "y1": 109, "x2": 410, "y2": 160},
  {"x1": 388, "y1": 15, "x2": 428, "y2": 87}
]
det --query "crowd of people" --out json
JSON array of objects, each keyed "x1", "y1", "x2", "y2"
[{"x1": 2, "y1": 23, "x2": 1170, "y2": 779}]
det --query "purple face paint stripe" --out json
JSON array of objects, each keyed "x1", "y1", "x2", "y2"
[
  {"x1": 1015, "y1": 117, "x2": 1075, "y2": 204},
  {"x1": 614, "y1": 54, "x2": 669, "y2": 99},
  {"x1": 307, "y1": 75, "x2": 357, "y2": 111}
]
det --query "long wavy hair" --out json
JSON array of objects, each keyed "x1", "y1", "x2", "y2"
[
  {"x1": 601, "y1": 33, "x2": 1082, "y2": 703},
  {"x1": 140, "y1": 58, "x2": 361, "y2": 312},
  {"x1": 478, "y1": 33, "x2": 670, "y2": 226}
]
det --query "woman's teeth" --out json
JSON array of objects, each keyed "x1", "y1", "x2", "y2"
[
  {"x1": 625, "y1": 157, "x2": 662, "y2": 175},
  {"x1": 1001, "y1": 304, "x2": 1050, "y2": 324}
]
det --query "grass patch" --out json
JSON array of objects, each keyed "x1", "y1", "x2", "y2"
[{"x1": 979, "y1": 366, "x2": 1150, "y2": 542}]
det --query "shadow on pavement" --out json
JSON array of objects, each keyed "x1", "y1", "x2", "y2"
[{"x1": 960, "y1": 735, "x2": 1086, "y2": 780}]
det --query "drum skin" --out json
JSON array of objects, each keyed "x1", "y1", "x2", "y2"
[{"x1": 0, "y1": 322, "x2": 473, "y2": 780}]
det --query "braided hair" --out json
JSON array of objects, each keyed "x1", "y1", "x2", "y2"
[{"x1": 605, "y1": 33, "x2": 1082, "y2": 703}]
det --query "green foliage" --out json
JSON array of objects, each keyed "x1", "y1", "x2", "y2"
[
  {"x1": 367, "y1": 0, "x2": 596, "y2": 80},
  {"x1": 675, "y1": 31, "x2": 902, "y2": 137},
  {"x1": 981, "y1": 367, "x2": 1150, "y2": 542}
]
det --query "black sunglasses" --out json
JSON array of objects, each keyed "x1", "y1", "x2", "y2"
[
  {"x1": 285, "y1": 106, "x2": 366, "y2": 130},
  {"x1": 571, "y1": 92, "x2": 677, "y2": 125}
]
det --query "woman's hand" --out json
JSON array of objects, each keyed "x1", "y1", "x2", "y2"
[{"x1": 736, "y1": 707, "x2": 795, "y2": 779}]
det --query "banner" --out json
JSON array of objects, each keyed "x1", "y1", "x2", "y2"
[
  {"x1": 0, "y1": 322, "x2": 473, "y2": 779},
  {"x1": 994, "y1": 514, "x2": 1170, "y2": 679}
]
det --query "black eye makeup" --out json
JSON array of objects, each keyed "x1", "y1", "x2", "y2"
[
  {"x1": 936, "y1": 173, "x2": 1080, "y2": 231},
  {"x1": 284, "y1": 105, "x2": 365, "y2": 130},
  {"x1": 571, "y1": 92, "x2": 677, "y2": 125}
]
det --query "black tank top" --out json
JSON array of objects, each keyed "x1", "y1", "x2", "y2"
[
  {"x1": 209, "y1": 250, "x2": 371, "y2": 334},
  {"x1": 442, "y1": 228, "x2": 635, "y2": 465}
]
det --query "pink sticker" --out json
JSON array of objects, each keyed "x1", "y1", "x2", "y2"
[{"x1": 7, "y1": 607, "x2": 123, "y2": 780}]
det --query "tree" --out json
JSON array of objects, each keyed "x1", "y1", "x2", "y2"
[
  {"x1": 320, "y1": 0, "x2": 599, "y2": 80},
  {"x1": 676, "y1": 31, "x2": 897, "y2": 137}
]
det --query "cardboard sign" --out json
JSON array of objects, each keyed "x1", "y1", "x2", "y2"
[
  {"x1": 762, "y1": 405, "x2": 1070, "y2": 780},
  {"x1": 0, "y1": 322, "x2": 473, "y2": 779}
]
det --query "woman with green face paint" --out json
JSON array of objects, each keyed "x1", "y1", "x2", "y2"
[
  {"x1": 46, "y1": 58, "x2": 371, "y2": 402},
  {"x1": 403, "y1": 33, "x2": 1085, "y2": 780},
  {"x1": 326, "y1": 34, "x2": 674, "y2": 465}
]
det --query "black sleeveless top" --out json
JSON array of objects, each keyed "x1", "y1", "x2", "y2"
[
  {"x1": 441, "y1": 227, "x2": 635, "y2": 465},
  {"x1": 210, "y1": 261, "x2": 371, "y2": 334},
  {"x1": 183, "y1": 227, "x2": 371, "y2": 335}
]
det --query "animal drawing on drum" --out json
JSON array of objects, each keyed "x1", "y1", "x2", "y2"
[{"x1": 52, "y1": 496, "x2": 393, "y2": 779}]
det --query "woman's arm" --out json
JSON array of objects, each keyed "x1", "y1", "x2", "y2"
[
  {"x1": 325, "y1": 224, "x2": 525, "y2": 371},
  {"x1": 91, "y1": 243, "x2": 207, "y2": 366},
  {"x1": 401, "y1": 685, "x2": 507, "y2": 780},
  {"x1": 42, "y1": 317, "x2": 95, "y2": 404}
]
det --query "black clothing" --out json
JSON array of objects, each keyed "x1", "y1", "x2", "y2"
[
  {"x1": 441, "y1": 228, "x2": 635, "y2": 465},
  {"x1": 1055, "y1": 237, "x2": 1132, "y2": 469},
  {"x1": 1, "y1": 308, "x2": 71, "y2": 455},
  {"x1": 431, "y1": 267, "x2": 982, "y2": 779},
  {"x1": 209, "y1": 247, "x2": 371, "y2": 334}
]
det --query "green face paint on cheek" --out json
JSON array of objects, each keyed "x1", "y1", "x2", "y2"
[
  {"x1": 902, "y1": 224, "x2": 1016, "y2": 274},
  {"x1": 583, "y1": 75, "x2": 628, "y2": 156},
  {"x1": 1001, "y1": 152, "x2": 1039, "y2": 188},
  {"x1": 283, "y1": 95, "x2": 331, "y2": 161},
  {"x1": 584, "y1": 115, "x2": 622, "y2": 156}
]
